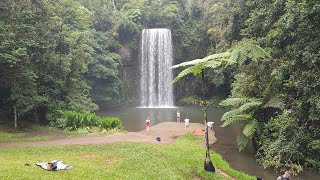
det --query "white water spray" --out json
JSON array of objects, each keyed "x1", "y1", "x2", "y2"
[{"x1": 140, "y1": 29, "x2": 174, "y2": 108}]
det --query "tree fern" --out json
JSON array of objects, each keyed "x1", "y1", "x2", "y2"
[
  {"x1": 243, "y1": 120, "x2": 258, "y2": 137},
  {"x1": 221, "y1": 114, "x2": 252, "y2": 127},
  {"x1": 220, "y1": 97, "x2": 262, "y2": 151}
]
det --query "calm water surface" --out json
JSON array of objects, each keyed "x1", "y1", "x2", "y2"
[{"x1": 97, "y1": 106, "x2": 319, "y2": 180}]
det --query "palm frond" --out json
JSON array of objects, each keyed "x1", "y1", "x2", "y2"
[
  {"x1": 237, "y1": 134, "x2": 249, "y2": 151},
  {"x1": 221, "y1": 114, "x2": 252, "y2": 127},
  {"x1": 239, "y1": 101, "x2": 262, "y2": 111},
  {"x1": 243, "y1": 120, "x2": 258, "y2": 137},
  {"x1": 221, "y1": 108, "x2": 242, "y2": 121},
  {"x1": 219, "y1": 97, "x2": 249, "y2": 107}
]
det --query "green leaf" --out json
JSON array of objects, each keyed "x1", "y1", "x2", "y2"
[
  {"x1": 172, "y1": 65, "x2": 201, "y2": 83},
  {"x1": 237, "y1": 134, "x2": 249, "y2": 151},
  {"x1": 221, "y1": 108, "x2": 242, "y2": 121},
  {"x1": 239, "y1": 101, "x2": 262, "y2": 111},
  {"x1": 221, "y1": 114, "x2": 252, "y2": 127},
  {"x1": 243, "y1": 120, "x2": 258, "y2": 137},
  {"x1": 219, "y1": 97, "x2": 249, "y2": 107},
  {"x1": 171, "y1": 52, "x2": 231, "y2": 69},
  {"x1": 262, "y1": 97, "x2": 285, "y2": 110}
]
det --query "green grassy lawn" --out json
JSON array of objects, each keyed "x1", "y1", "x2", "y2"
[
  {"x1": 0, "y1": 131, "x2": 52, "y2": 142},
  {"x1": 0, "y1": 124, "x2": 104, "y2": 142},
  {"x1": 0, "y1": 134, "x2": 255, "y2": 180}
]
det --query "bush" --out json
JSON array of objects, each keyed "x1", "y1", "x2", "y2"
[{"x1": 58, "y1": 111, "x2": 122, "y2": 131}]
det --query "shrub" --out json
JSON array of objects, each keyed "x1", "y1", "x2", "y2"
[{"x1": 58, "y1": 111, "x2": 122, "y2": 131}]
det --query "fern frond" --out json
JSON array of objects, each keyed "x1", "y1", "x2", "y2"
[
  {"x1": 239, "y1": 101, "x2": 262, "y2": 111},
  {"x1": 243, "y1": 120, "x2": 258, "y2": 137},
  {"x1": 237, "y1": 134, "x2": 249, "y2": 151},
  {"x1": 219, "y1": 97, "x2": 249, "y2": 107},
  {"x1": 262, "y1": 97, "x2": 285, "y2": 110},
  {"x1": 221, "y1": 108, "x2": 242, "y2": 121},
  {"x1": 201, "y1": 60, "x2": 222, "y2": 69},
  {"x1": 221, "y1": 114, "x2": 252, "y2": 127},
  {"x1": 204, "y1": 51, "x2": 231, "y2": 61},
  {"x1": 172, "y1": 65, "x2": 201, "y2": 83},
  {"x1": 171, "y1": 52, "x2": 231, "y2": 69},
  {"x1": 232, "y1": 41, "x2": 271, "y2": 63},
  {"x1": 244, "y1": 43, "x2": 271, "y2": 62},
  {"x1": 229, "y1": 48, "x2": 240, "y2": 64},
  {"x1": 171, "y1": 58, "x2": 209, "y2": 69}
]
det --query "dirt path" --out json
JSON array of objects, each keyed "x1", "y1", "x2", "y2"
[{"x1": 0, "y1": 122, "x2": 216, "y2": 148}]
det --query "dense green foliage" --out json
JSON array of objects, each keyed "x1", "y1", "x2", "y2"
[
  {"x1": 0, "y1": 134, "x2": 255, "y2": 180},
  {"x1": 218, "y1": 0, "x2": 319, "y2": 174},
  {"x1": 173, "y1": 0, "x2": 320, "y2": 174},
  {"x1": 0, "y1": 0, "x2": 318, "y2": 175},
  {"x1": 0, "y1": 0, "x2": 223, "y2": 126},
  {"x1": 0, "y1": 0, "x2": 122, "y2": 127},
  {"x1": 56, "y1": 111, "x2": 122, "y2": 131}
]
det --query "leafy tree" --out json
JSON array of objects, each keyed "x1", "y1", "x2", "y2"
[
  {"x1": 172, "y1": 40, "x2": 270, "y2": 172},
  {"x1": 209, "y1": 0, "x2": 320, "y2": 173}
]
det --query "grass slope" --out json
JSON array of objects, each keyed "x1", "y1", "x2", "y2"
[
  {"x1": 0, "y1": 124, "x2": 97, "y2": 142},
  {"x1": 0, "y1": 134, "x2": 255, "y2": 180}
]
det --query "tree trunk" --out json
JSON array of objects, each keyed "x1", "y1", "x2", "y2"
[
  {"x1": 13, "y1": 104, "x2": 17, "y2": 129},
  {"x1": 201, "y1": 70, "x2": 215, "y2": 172},
  {"x1": 204, "y1": 106, "x2": 215, "y2": 172},
  {"x1": 13, "y1": 68, "x2": 18, "y2": 129}
]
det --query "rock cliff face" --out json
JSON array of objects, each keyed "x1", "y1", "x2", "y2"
[{"x1": 119, "y1": 45, "x2": 140, "y2": 105}]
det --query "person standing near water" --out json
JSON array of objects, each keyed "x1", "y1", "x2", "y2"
[
  {"x1": 277, "y1": 171, "x2": 291, "y2": 180},
  {"x1": 184, "y1": 117, "x2": 190, "y2": 131},
  {"x1": 146, "y1": 117, "x2": 151, "y2": 133},
  {"x1": 176, "y1": 111, "x2": 180, "y2": 123},
  {"x1": 207, "y1": 121, "x2": 214, "y2": 130}
]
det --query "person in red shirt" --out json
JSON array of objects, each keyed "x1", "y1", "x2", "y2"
[{"x1": 146, "y1": 117, "x2": 151, "y2": 133}]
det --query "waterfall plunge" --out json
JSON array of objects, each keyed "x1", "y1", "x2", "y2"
[{"x1": 140, "y1": 29, "x2": 174, "y2": 108}]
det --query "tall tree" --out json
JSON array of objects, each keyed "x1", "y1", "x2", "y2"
[{"x1": 172, "y1": 40, "x2": 270, "y2": 172}]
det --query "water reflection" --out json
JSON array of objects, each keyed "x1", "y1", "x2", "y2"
[{"x1": 97, "y1": 106, "x2": 319, "y2": 180}]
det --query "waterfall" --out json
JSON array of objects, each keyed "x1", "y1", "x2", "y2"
[{"x1": 140, "y1": 29, "x2": 174, "y2": 108}]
